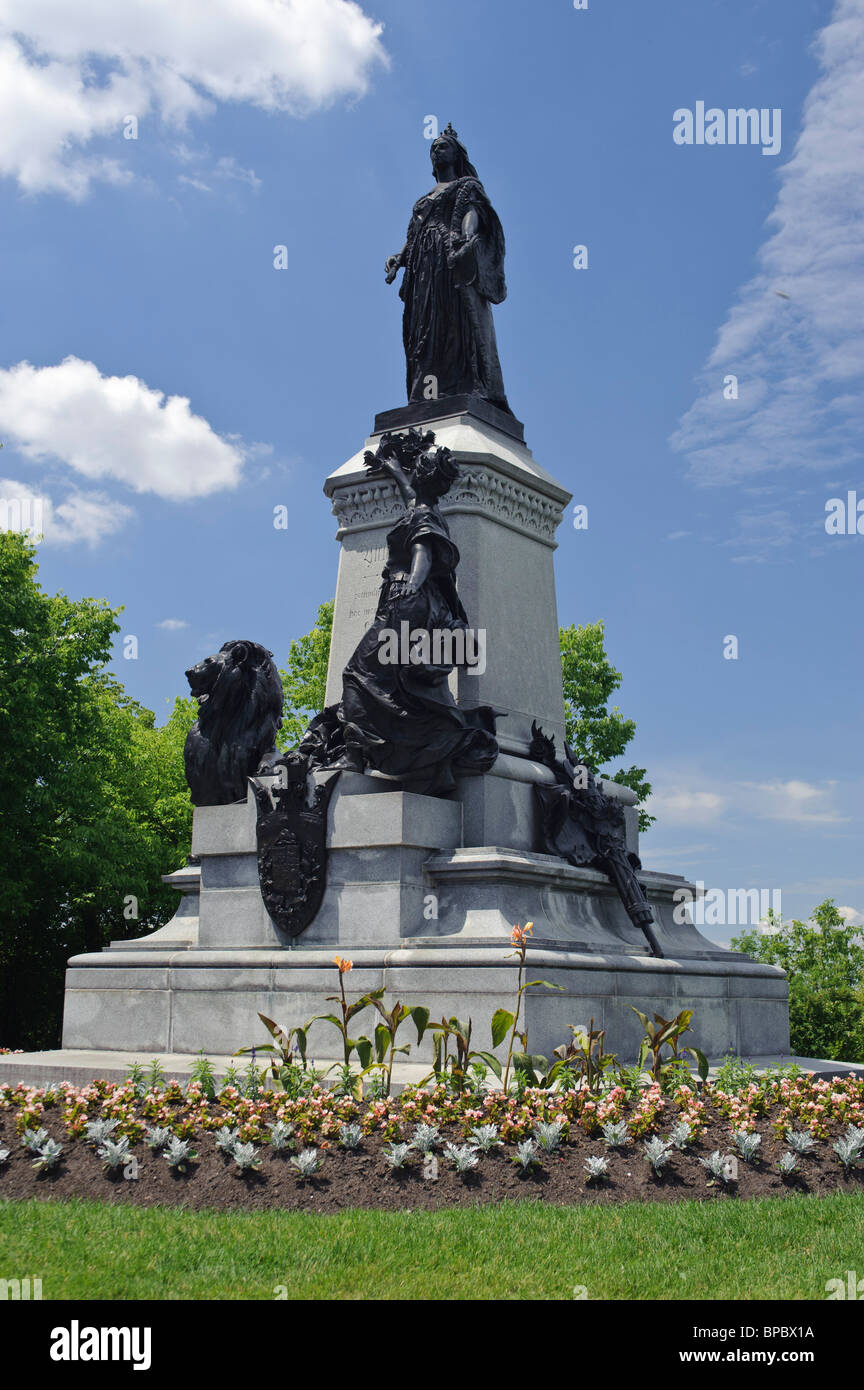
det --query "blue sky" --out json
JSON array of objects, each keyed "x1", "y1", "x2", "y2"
[{"x1": 0, "y1": 0, "x2": 861, "y2": 938}]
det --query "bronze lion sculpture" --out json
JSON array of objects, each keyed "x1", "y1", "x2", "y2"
[{"x1": 184, "y1": 640, "x2": 283, "y2": 806}]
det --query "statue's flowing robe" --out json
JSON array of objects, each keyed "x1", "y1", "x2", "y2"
[
  {"x1": 340, "y1": 504, "x2": 498, "y2": 794},
  {"x1": 400, "y1": 176, "x2": 511, "y2": 411}
]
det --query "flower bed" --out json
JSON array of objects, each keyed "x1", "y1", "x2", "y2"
[{"x1": 1, "y1": 1071, "x2": 863, "y2": 1213}]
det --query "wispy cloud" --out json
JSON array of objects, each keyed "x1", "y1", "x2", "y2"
[
  {"x1": 670, "y1": 0, "x2": 864, "y2": 496},
  {"x1": 740, "y1": 778, "x2": 850, "y2": 824},
  {"x1": 647, "y1": 774, "x2": 852, "y2": 827},
  {"x1": 0, "y1": 477, "x2": 131, "y2": 546}
]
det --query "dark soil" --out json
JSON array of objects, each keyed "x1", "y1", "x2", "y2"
[{"x1": 2, "y1": 1113, "x2": 862, "y2": 1213}]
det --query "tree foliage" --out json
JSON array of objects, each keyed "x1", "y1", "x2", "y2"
[
  {"x1": 732, "y1": 901, "x2": 864, "y2": 1063},
  {"x1": 0, "y1": 535, "x2": 194, "y2": 1048},
  {"x1": 277, "y1": 599, "x2": 334, "y2": 749},
  {"x1": 559, "y1": 621, "x2": 654, "y2": 830}
]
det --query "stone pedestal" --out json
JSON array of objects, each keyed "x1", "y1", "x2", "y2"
[
  {"x1": 61, "y1": 779, "x2": 789, "y2": 1063},
  {"x1": 58, "y1": 401, "x2": 790, "y2": 1069}
]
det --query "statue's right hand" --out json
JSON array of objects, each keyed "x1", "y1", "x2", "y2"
[{"x1": 384, "y1": 253, "x2": 401, "y2": 283}]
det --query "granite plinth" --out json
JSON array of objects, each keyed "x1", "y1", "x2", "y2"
[{"x1": 374, "y1": 394, "x2": 525, "y2": 442}]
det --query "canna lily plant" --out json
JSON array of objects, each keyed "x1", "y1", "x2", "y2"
[
  {"x1": 631, "y1": 1007, "x2": 709, "y2": 1088},
  {"x1": 367, "y1": 998, "x2": 431, "y2": 1097},
  {"x1": 492, "y1": 922, "x2": 564, "y2": 1091},
  {"x1": 302, "y1": 957, "x2": 381, "y2": 1092},
  {"x1": 422, "y1": 1015, "x2": 503, "y2": 1094}
]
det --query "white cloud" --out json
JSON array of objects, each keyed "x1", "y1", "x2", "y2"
[
  {"x1": 178, "y1": 174, "x2": 213, "y2": 193},
  {"x1": 671, "y1": 0, "x2": 864, "y2": 489},
  {"x1": 157, "y1": 618, "x2": 189, "y2": 630},
  {"x1": 0, "y1": 476, "x2": 131, "y2": 545},
  {"x1": 837, "y1": 905, "x2": 864, "y2": 927},
  {"x1": 0, "y1": 0, "x2": 387, "y2": 197},
  {"x1": 645, "y1": 773, "x2": 853, "y2": 829},
  {"x1": 741, "y1": 778, "x2": 850, "y2": 824},
  {"x1": 214, "y1": 156, "x2": 261, "y2": 190},
  {"x1": 725, "y1": 507, "x2": 802, "y2": 563},
  {"x1": 645, "y1": 787, "x2": 727, "y2": 825},
  {"x1": 0, "y1": 357, "x2": 246, "y2": 500}
]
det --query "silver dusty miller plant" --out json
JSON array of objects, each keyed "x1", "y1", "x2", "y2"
[
  {"x1": 533, "y1": 1119, "x2": 566, "y2": 1153},
  {"x1": 231, "y1": 1142, "x2": 261, "y2": 1172},
  {"x1": 469, "y1": 1124, "x2": 502, "y2": 1153},
  {"x1": 215, "y1": 1125, "x2": 240, "y2": 1154},
  {"x1": 163, "y1": 1136, "x2": 196, "y2": 1171},
  {"x1": 513, "y1": 1139, "x2": 540, "y2": 1171},
  {"x1": 32, "y1": 1138, "x2": 64, "y2": 1172},
  {"x1": 584, "y1": 1154, "x2": 609, "y2": 1182},
  {"x1": 601, "y1": 1120, "x2": 630, "y2": 1150},
  {"x1": 21, "y1": 1128, "x2": 50, "y2": 1153},
  {"x1": 85, "y1": 1118, "x2": 119, "y2": 1145},
  {"x1": 833, "y1": 1127, "x2": 864, "y2": 1170},
  {"x1": 731, "y1": 1130, "x2": 762, "y2": 1163},
  {"x1": 669, "y1": 1121, "x2": 693, "y2": 1151},
  {"x1": 98, "y1": 1137, "x2": 131, "y2": 1170},
  {"x1": 412, "y1": 1124, "x2": 441, "y2": 1155},
  {"x1": 699, "y1": 1150, "x2": 735, "y2": 1185},
  {"x1": 144, "y1": 1126, "x2": 172, "y2": 1152},
  {"x1": 267, "y1": 1121, "x2": 294, "y2": 1152},
  {"x1": 643, "y1": 1136, "x2": 673, "y2": 1173},
  {"x1": 444, "y1": 1143, "x2": 480, "y2": 1175},
  {"x1": 339, "y1": 1123, "x2": 363, "y2": 1150},
  {"x1": 383, "y1": 1142, "x2": 413, "y2": 1170},
  {"x1": 785, "y1": 1129, "x2": 816, "y2": 1156},
  {"x1": 289, "y1": 1148, "x2": 323, "y2": 1180}
]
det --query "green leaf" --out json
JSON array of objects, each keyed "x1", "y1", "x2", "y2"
[
  {"x1": 490, "y1": 1008, "x2": 515, "y2": 1049},
  {"x1": 305, "y1": 1012, "x2": 343, "y2": 1032},
  {"x1": 374, "y1": 1022, "x2": 390, "y2": 1063},
  {"x1": 512, "y1": 1053, "x2": 540, "y2": 1084},
  {"x1": 474, "y1": 1051, "x2": 503, "y2": 1080},
  {"x1": 690, "y1": 1047, "x2": 710, "y2": 1083},
  {"x1": 523, "y1": 979, "x2": 565, "y2": 992},
  {"x1": 257, "y1": 1014, "x2": 289, "y2": 1049},
  {"x1": 346, "y1": 990, "x2": 383, "y2": 1022},
  {"x1": 353, "y1": 1037, "x2": 373, "y2": 1070},
  {"x1": 410, "y1": 1006, "x2": 430, "y2": 1041}
]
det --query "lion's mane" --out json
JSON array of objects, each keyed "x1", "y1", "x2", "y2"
[{"x1": 184, "y1": 640, "x2": 283, "y2": 806}]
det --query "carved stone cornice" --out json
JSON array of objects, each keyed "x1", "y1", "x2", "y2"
[{"x1": 330, "y1": 462, "x2": 565, "y2": 546}]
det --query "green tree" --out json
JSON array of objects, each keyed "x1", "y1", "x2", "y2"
[
  {"x1": 559, "y1": 621, "x2": 654, "y2": 831},
  {"x1": 0, "y1": 534, "x2": 194, "y2": 1048},
  {"x1": 732, "y1": 900, "x2": 864, "y2": 1063},
  {"x1": 277, "y1": 599, "x2": 334, "y2": 748}
]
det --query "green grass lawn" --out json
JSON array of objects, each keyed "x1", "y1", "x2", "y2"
[{"x1": 3, "y1": 1194, "x2": 863, "y2": 1299}]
